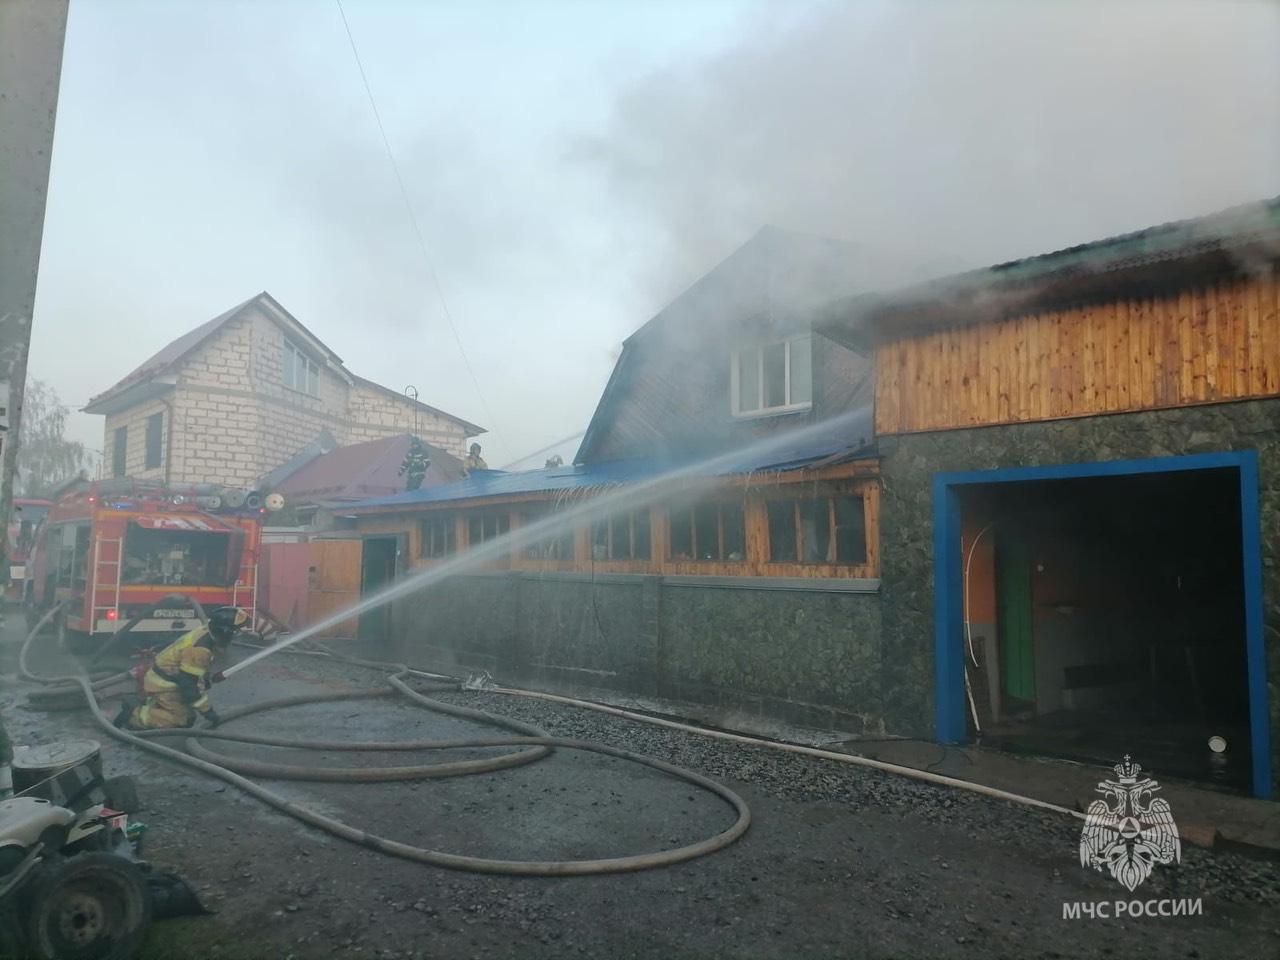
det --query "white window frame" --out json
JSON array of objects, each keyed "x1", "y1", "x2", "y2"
[
  {"x1": 283, "y1": 338, "x2": 321, "y2": 397},
  {"x1": 729, "y1": 335, "x2": 813, "y2": 418}
]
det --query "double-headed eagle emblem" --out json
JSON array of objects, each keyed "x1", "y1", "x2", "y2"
[{"x1": 1079, "y1": 756, "x2": 1181, "y2": 892}]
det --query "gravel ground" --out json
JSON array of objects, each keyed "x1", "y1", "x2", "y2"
[{"x1": 4, "y1": 626, "x2": 1279, "y2": 960}]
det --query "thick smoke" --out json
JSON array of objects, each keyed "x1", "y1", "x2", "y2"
[{"x1": 581, "y1": 0, "x2": 1280, "y2": 299}]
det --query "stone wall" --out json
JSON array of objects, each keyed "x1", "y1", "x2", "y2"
[
  {"x1": 876, "y1": 397, "x2": 1280, "y2": 792},
  {"x1": 391, "y1": 572, "x2": 883, "y2": 733}
]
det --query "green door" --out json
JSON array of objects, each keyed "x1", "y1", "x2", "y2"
[
  {"x1": 358, "y1": 536, "x2": 399, "y2": 642},
  {"x1": 996, "y1": 531, "x2": 1036, "y2": 703}
]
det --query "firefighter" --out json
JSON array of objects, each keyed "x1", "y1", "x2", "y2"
[
  {"x1": 462, "y1": 443, "x2": 488, "y2": 473},
  {"x1": 117, "y1": 607, "x2": 249, "y2": 731}
]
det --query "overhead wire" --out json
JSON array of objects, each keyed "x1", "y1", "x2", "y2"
[{"x1": 333, "y1": 0, "x2": 506, "y2": 462}]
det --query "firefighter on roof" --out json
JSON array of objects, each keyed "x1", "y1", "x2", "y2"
[
  {"x1": 462, "y1": 443, "x2": 488, "y2": 473},
  {"x1": 117, "y1": 607, "x2": 249, "y2": 730}
]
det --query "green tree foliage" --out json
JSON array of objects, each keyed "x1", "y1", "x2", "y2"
[{"x1": 16, "y1": 379, "x2": 91, "y2": 497}]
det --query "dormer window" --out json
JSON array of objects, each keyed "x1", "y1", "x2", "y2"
[{"x1": 731, "y1": 335, "x2": 812, "y2": 417}]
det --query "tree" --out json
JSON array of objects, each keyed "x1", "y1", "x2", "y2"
[{"x1": 15, "y1": 379, "x2": 92, "y2": 497}]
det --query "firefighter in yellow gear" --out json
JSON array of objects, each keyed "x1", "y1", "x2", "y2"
[
  {"x1": 120, "y1": 607, "x2": 249, "y2": 730},
  {"x1": 462, "y1": 443, "x2": 488, "y2": 473}
]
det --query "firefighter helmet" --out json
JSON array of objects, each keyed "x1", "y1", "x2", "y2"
[{"x1": 208, "y1": 606, "x2": 249, "y2": 643}]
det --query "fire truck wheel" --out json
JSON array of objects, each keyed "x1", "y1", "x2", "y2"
[{"x1": 22, "y1": 852, "x2": 151, "y2": 960}]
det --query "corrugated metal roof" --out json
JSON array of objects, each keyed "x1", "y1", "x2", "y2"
[
  {"x1": 346, "y1": 407, "x2": 875, "y2": 512},
  {"x1": 275, "y1": 434, "x2": 465, "y2": 504}
]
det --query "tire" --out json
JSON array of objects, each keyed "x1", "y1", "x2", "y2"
[{"x1": 22, "y1": 852, "x2": 151, "y2": 960}]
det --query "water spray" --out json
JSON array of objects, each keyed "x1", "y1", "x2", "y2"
[{"x1": 222, "y1": 406, "x2": 876, "y2": 679}]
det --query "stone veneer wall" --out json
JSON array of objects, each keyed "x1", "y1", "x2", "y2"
[
  {"x1": 388, "y1": 572, "x2": 884, "y2": 734},
  {"x1": 875, "y1": 397, "x2": 1280, "y2": 793}
]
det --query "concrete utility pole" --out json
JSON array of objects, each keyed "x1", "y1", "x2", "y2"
[{"x1": 0, "y1": 0, "x2": 70, "y2": 563}]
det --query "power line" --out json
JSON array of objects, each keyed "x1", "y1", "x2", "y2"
[{"x1": 333, "y1": 0, "x2": 505, "y2": 460}]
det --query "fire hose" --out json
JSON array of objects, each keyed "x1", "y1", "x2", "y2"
[{"x1": 17, "y1": 605, "x2": 752, "y2": 876}]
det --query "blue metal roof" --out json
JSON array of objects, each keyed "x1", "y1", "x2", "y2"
[{"x1": 346, "y1": 406, "x2": 875, "y2": 512}]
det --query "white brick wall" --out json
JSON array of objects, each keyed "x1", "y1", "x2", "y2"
[
  {"x1": 103, "y1": 398, "x2": 169, "y2": 480},
  {"x1": 347, "y1": 384, "x2": 468, "y2": 456},
  {"x1": 104, "y1": 302, "x2": 475, "y2": 488}
]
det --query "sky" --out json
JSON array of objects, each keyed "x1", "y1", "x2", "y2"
[{"x1": 32, "y1": 0, "x2": 1280, "y2": 470}]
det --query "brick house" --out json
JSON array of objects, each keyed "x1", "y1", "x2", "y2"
[{"x1": 83, "y1": 292, "x2": 483, "y2": 490}]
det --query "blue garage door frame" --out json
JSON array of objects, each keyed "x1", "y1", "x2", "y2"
[{"x1": 931, "y1": 450, "x2": 1271, "y2": 799}]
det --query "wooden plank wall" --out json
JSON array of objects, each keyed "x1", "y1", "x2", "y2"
[
  {"x1": 875, "y1": 272, "x2": 1280, "y2": 435},
  {"x1": 364, "y1": 478, "x2": 882, "y2": 580},
  {"x1": 306, "y1": 539, "x2": 362, "y2": 637}
]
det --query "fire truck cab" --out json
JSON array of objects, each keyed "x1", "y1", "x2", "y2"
[{"x1": 28, "y1": 480, "x2": 270, "y2": 651}]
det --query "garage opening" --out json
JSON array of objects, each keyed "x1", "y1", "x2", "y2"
[{"x1": 957, "y1": 467, "x2": 1250, "y2": 791}]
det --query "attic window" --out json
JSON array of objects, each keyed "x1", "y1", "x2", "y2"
[
  {"x1": 732, "y1": 335, "x2": 812, "y2": 417},
  {"x1": 283, "y1": 339, "x2": 320, "y2": 397}
]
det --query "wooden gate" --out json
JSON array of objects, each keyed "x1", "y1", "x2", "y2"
[{"x1": 307, "y1": 539, "x2": 362, "y2": 639}]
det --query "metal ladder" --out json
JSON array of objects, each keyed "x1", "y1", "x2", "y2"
[
  {"x1": 231, "y1": 559, "x2": 259, "y2": 628},
  {"x1": 89, "y1": 536, "x2": 124, "y2": 632}
]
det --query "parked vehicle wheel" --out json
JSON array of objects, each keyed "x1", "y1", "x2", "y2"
[{"x1": 22, "y1": 852, "x2": 150, "y2": 960}]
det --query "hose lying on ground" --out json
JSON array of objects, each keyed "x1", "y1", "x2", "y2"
[
  {"x1": 17, "y1": 611, "x2": 751, "y2": 876},
  {"x1": 253, "y1": 637, "x2": 1085, "y2": 821}
]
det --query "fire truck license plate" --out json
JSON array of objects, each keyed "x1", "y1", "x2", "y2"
[{"x1": 153, "y1": 608, "x2": 195, "y2": 618}]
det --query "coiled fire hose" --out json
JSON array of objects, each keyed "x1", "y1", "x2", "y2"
[{"x1": 17, "y1": 605, "x2": 751, "y2": 876}]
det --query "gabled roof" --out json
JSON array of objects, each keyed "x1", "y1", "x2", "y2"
[
  {"x1": 83, "y1": 292, "x2": 343, "y2": 415},
  {"x1": 346, "y1": 406, "x2": 875, "y2": 514},
  {"x1": 273, "y1": 433, "x2": 465, "y2": 505},
  {"x1": 576, "y1": 226, "x2": 918, "y2": 464},
  {"x1": 82, "y1": 293, "x2": 485, "y2": 433},
  {"x1": 817, "y1": 195, "x2": 1280, "y2": 347}
]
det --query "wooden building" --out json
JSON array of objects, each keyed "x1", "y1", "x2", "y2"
[
  {"x1": 817, "y1": 196, "x2": 1280, "y2": 798},
  {"x1": 340, "y1": 200, "x2": 1280, "y2": 798}
]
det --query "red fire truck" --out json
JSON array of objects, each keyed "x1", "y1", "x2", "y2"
[
  {"x1": 6, "y1": 497, "x2": 53, "y2": 602},
  {"x1": 27, "y1": 479, "x2": 271, "y2": 651}
]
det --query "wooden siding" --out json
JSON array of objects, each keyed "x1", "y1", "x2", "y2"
[
  {"x1": 305, "y1": 539, "x2": 361, "y2": 638},
  {"x1": 874, "y1": 272, "x2": 1280, "y2": 435},
  {"x1": 356, "y1": 474, "x2": 881, "y2": 580}
]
